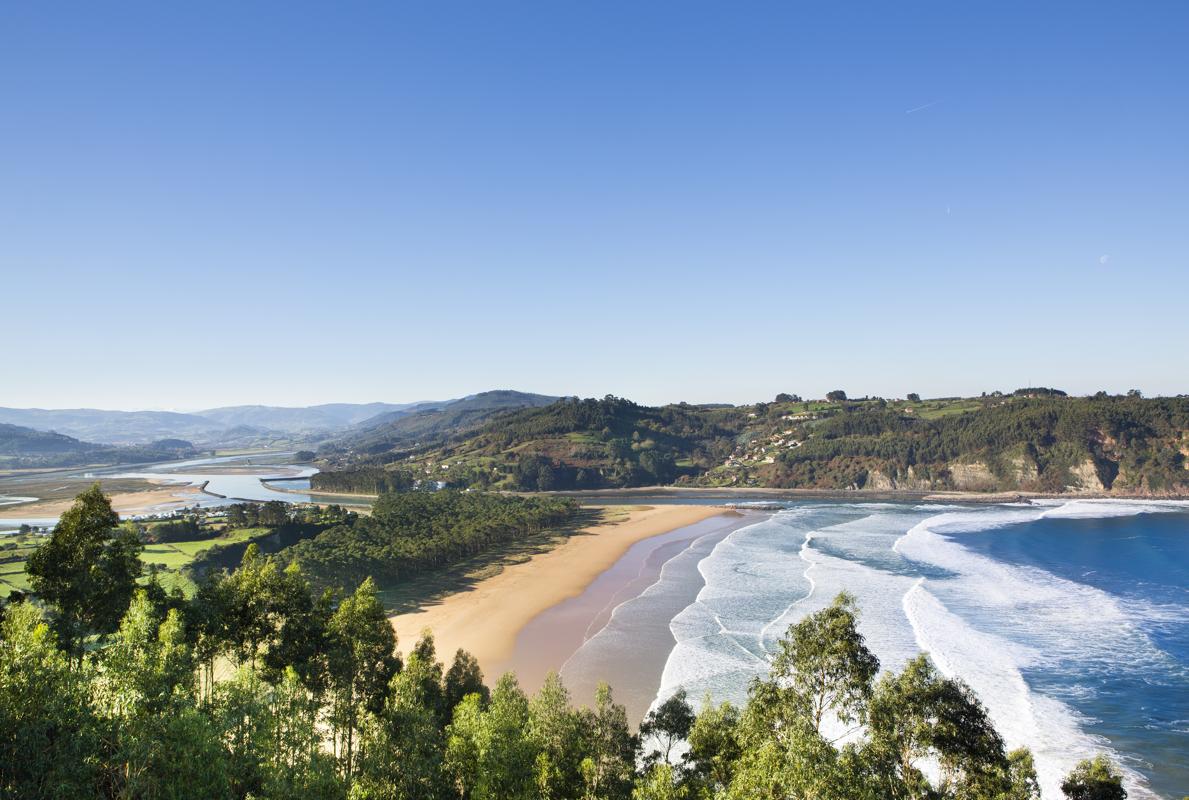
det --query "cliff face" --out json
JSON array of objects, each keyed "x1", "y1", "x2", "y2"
[
  {"x1": 1006, "y1": 454, "x2": 1040, "y2": 487},
  {"x1": 948, "y1": 461, "x2": 999, "y2": 492},
  {"x1": 864, "y1": 466, "x2": 933, "y2": 492},
  {"x1": 1068, "y1": 459, "x2": 1106, "y2": 493}
]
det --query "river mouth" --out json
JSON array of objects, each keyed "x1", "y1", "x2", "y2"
[{"x1": 0, "y1": 451, "x2": 344, "y2": 531}]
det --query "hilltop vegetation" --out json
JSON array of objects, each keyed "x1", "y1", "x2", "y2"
[{"x1": 316, "y1": 392, "x2": 1189, "y2": 496}]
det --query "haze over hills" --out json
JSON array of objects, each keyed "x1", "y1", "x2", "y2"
[
  {"x1": 0, "y1": 407, "x2": 227, "y2": 446},
  {"x1": 0, "y1": 421, "x2": 197, "y2": 467},
  {"x1": 0, "y1": 394, "x2": 557, "y2": 451},
  {"x1": 334, "y1": 390, "x2": 560, "y2": 453},
  {"x1": 192, "y1": 402, "x2": 435, "y2": 434}
]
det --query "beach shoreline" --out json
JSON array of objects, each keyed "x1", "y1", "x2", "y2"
[
  {"x1": 540, "y1": 486, "x2": 1189, "y2": 503},
  {"x1": 389, "y1": 504, "x2": 728, "y2": 678}
]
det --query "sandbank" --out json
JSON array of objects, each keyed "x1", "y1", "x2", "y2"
[{"x1": 0, "y1": 484, "x2": 202, "y2": 519}]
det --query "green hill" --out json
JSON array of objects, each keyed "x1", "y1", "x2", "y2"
[
  {"x1": 0, "y1": 422, "x2": 197, "y2": 468},
  {"x1": 315, "y1": 393, "x2": 1189, "y2": 496}
]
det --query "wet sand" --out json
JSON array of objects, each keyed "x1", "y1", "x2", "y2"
[
  {"x1": 506, "y1": 511, "x2": 764, "y2": 722},
  {"x1": 0, "y1": 483, "x2": 202, "y2": 519},
  {"x1": 390, "y1": 504, "x2": 728, "y2": 680}
]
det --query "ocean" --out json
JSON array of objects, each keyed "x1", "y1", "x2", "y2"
[{"x1": 561, "y1": 499, "x2": 1188, "y2": 800}]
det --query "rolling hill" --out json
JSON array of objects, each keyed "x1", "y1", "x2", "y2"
[
  {"x1": 0, "y1": 407, "x2": 226, "y2": 446},
  {"x1": 314, "y1": 393, "x2": 1189, "y2": 497},
  {"x1": 0, "y1": 422, "x2": 197, "y2": 467},
  {"x1": 322, "y1": 391, "x2": 559, "y2": 458},
  {"x1": 194, "y1": 402, "x2": 435, "y2": 433}
]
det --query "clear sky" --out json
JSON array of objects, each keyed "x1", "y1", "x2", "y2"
[{"x1": 3, "y1": 1, "x2": 1187, "y2": 410}]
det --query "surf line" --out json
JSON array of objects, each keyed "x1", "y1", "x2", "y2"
[{"x1": 756, "y1": 528, "x2": 819, "y2": 651}]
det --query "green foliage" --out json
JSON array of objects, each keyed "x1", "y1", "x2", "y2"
[
  {"x1": 323, "y1": 393, "x2": 1188, "y2": 494},
  {"x1": 773, "y1": 396, "x2": 1189, "y2": 492},
  {"x1": 640, "y1": 688, "x2": 695, "y2": 771},
  {"x1": 0, "y1": 602, "x2": 99, "y2": 797},
  {"x1": 1061, "y1": 755, "x2": 1127, "y2": 800},
  {"x1": 25, "y1": 483, "x2": 143, "y2": 657},
  {"x1": 312, "y1": 467, "x2": 416, "y2": 495},
  {"x1": 278, "y1": 490, "x2": 578, "y2": 591}
]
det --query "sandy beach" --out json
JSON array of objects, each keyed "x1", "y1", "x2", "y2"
[
  {"x1": 390, "y1": 504, "x2": 727, "y2": 676},
  {"x1": 0, "y1": 483, "x2": 202, "y2": 519}
]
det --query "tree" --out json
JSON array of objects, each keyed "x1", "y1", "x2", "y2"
[
  {"x1": 775, "y1": 393, "x2": 801, "y2": 403},
  {"x1": 444, "y1": 648, "x2": 489, "y2": 713},
  {"x1": 867, "y1": 654, "x2": 1007, "y2": 800},
  {"x1": 260, "y1": 499, "x2": 291, "y2": 527},
  {"x1": 528, "y1": 672, "x2": 586, "y2": 799},
  {"x1": 327, "y1": 577, "x2": 400, "y2": 781},
  {"x1": 640, "y1": 688, "x2": 695, "y2": 769},
  {"x1": 0, "y1": 602, "x2": 99, "y2": 797},
  {"x1": 394, "y1": 630, "x2": 446, "y2": 724},
  {"x1": 827, "y1": 390, "x2": 848, "y2": 402},
  {"x1": 686, "y1": 699, "x2": 741, "y2": 793},
  {"x1": 907, "y1": 393, "x2": 921, "y2": 403},
  {"x1": 771, "y1": 591, "x2": 879, "y2": 737},
  {"x1": 1001, "y1": 748, "x2": 1042, "y2": 800},
  {"x1": 356, "y1": 654, "x2": 450, "y2": 800},
  {"x1": 1061, "y1": 755, "x2": 1127, "y2": 800},
  {"x1": 94, "y1": 591, "x2": 193, "y2": 718},
  {"x1": 26, "y1": 484, "x2": 142, "y2": 660},
  {"x1": 446, "y1": 673, "x2": 539, "y2": 800},
  {"x1": 578, "y1": 683, "x2": 637, "y2": 800},
  {"x1": 633, "y1": 764, "x2": 688, "y2": 800}
]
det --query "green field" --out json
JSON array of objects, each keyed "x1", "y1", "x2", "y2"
[{"x1": 0, "y1": 525, "x2": 271, "y2": 599}]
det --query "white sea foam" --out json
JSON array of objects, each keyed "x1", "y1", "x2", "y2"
[
  {"x1": 1037, "y1": 499, "x2": 1189, "y2": 519},
  {"x1": 656, "y1": 507, "x2": 928, "y2": 709},
  {"x1": 901, "y1": 581, "x2": 1144, "y2": 799},
  {"x1": 895, "y1": 506, "x2": 1179, "y2": 799},
  {"x1": 650, "y1": 500, "x2": 1182, "y2": 799}
]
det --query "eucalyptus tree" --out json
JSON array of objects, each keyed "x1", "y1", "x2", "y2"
[
  {"x1": 528, "y1": 672, "x2": 587, "y2": 799},
  {"x1": 26, "y1": 483, "x2": 142, "y2": 660},
  {"x1": 866, "y1": 655, "x2": 1010, "y2": 800},
  {"x1": 327, "y1": 576, "x2": 400, "y2": 782},
  {"x1": 640, "y1": 688, "x2": 696, "y2": 771},
  {"x1": 446, "y1": 673, "x2": 538, "y2": 800},
  {"x1": 354, "y1": 647, "x2": 452, "y2": 800},
  {"x1": 686, "y1": 699, "x2": 742, "y2": 795},
  {"x1": 577, "y1": 683, "x2": 637, "y2": 800},
  {"x1": 0, "y1": 602, "x2": 99, "y2": 798},
  {"x1": 1061, "y1": 755, "x2": 1127, "y2": 800}
]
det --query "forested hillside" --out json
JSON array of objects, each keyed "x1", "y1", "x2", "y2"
[
  {"x1": 327, "y1": 390, "x2": 559, "y2": 459},
  {"x1": 314, "y1": 392, "x2": 1189, "y2": 496}
]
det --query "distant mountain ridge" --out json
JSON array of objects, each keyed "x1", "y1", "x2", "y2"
[
  {"x1": 0, "y1": 422, "x2": 196, "y2": 467},
  {"x1": 193, "y1": 402, "x2": 436, "y2": 433},
  {"x1": 0, "y1": 394, "x2": 554, "y2": 450},
  {"x1": 330, "y1": 390, "x2": 559, "y2": 454},
  {"x1": 0, "y1": 407, "x2": 225, "y2": 446}
]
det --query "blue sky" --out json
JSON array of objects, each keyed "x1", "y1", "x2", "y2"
[{"x1": 3, "y1": 1, "x2": 1186, "y2": 409}]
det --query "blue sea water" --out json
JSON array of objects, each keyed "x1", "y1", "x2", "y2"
[{"x1": 626, "y1": 499, "x2": 1188, "y2": 800}]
